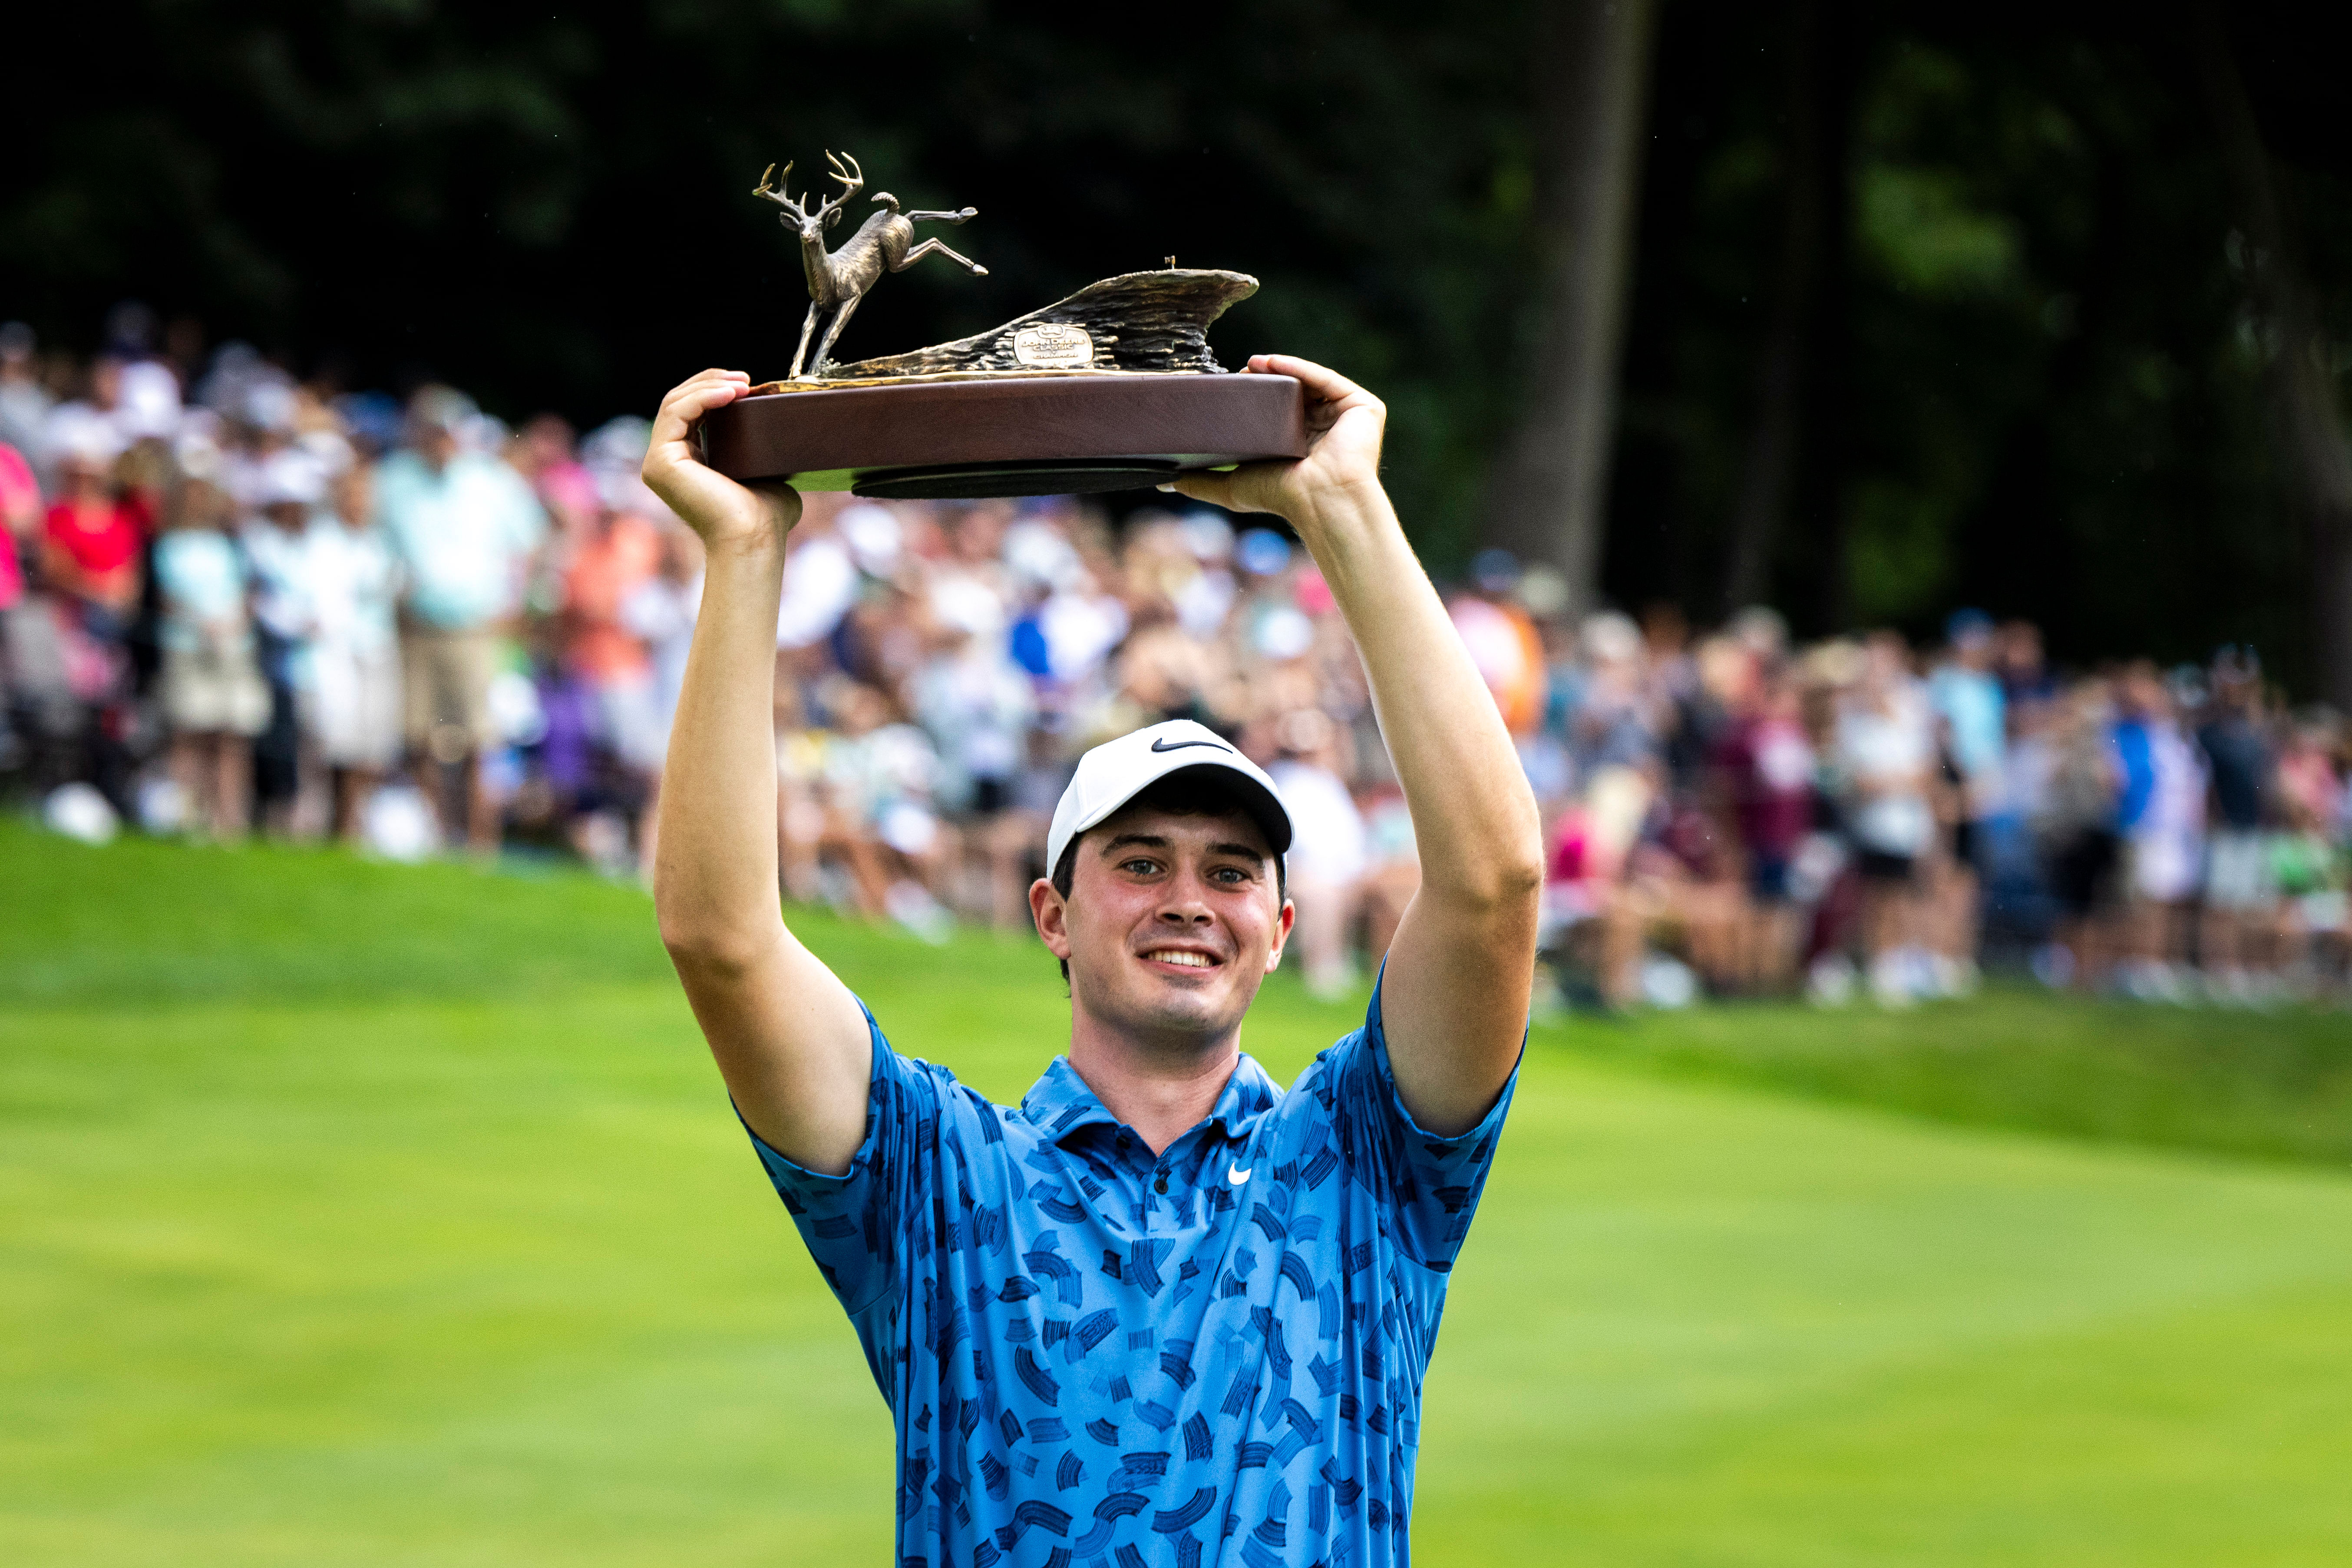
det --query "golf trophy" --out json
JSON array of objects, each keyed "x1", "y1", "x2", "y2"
[{"x1": 698, "y1": 151, "x2": 1307, "y2": 498}]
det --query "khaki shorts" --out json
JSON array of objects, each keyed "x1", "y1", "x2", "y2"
[
  {"x1": 401, "y1": 625, "x2": 500, "y2": 756},
  {"x1": 162, "y1": 642, "x2": 270, "y2": 737}
]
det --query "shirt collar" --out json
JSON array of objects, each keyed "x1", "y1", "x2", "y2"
[{"x1": 1021, "y1": 1051, "x2": 1282, "y2": 1148}]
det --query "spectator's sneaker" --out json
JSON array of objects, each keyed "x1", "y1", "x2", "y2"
[
  {"x1": 2118, "y1": 959, "x2": 2190, "y2": 1004},
  {"x1": 1870, "y1": 951, "x2": 1918, "y2": 1009},
  {"x1": 2030, "y1": 942, "x2": 2076, "y2": 989},
  {"x1": 362, "y1": 783, "x2": 439, "y2": 862},
  {"x1": 42, "y1": 782, "x2": 119, "y2": 846},
  {"x1": 1807, "y1": 953, "x2": 1856, "y2": 1007},
  {"x1": 815, "y1": 863, "x2": 860, "y2": 912},
  {"x1": 885, "y1": 879, "x2": 954, "y2": 945},
  {"x1": 1638, "y1": 953, "x2": 1698, "y2": 1010},
  {"x1": 1529, "y1": 964, "x2": 1568, "y2": 1023},
  {"x1": 2201, "y1": 968, "x2": 2258, "y2": 1006},
  {"x1": 1932, "y1": 955, "x2": 1979, "y2": 999},
  {"x1": 575, "y1": 810, "x2": 634, "y2": 878},
  {"x1": 1305, "y1": 959, "x2": 1360, "y2": 1004},
  {"x1": 1896, "y1": 946, "x2": 1940, "y2": 999},
  {"x1": 136, "y1": 775, "x2": 188, "y2": 835}
]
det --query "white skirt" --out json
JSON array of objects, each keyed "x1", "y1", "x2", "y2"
[{"x1": 311, "y1": 640, "x2": 403, "y2": 768}]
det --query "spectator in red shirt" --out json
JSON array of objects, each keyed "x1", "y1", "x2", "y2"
[{"x1": 41, "y1": 440, "x2": 142, "y2": 628}]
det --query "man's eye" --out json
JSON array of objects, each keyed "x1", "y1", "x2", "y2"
[
  {"x1": 1122, "y1": 859, "x2": 1159, "y2": 875},
  {"x1": 1212, "y1": 867, "x2": 1247, "y2": 883}
]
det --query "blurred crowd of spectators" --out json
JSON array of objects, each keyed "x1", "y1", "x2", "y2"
[{"x1": 6, "y1": 309, "x2": 2348, "y2": 1007}]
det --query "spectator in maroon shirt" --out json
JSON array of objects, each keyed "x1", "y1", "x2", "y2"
[
  {"x1": 1714, "y1": 670, "x2": 1816, "y2": 901},
  {"x1": 1712, "y1": 669, "x2": 1817, "y2": 988}
]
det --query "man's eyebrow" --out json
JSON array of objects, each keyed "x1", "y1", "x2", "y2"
[{"x1": 1097, "y1": 832, "x2": 1267, "y2": 863}]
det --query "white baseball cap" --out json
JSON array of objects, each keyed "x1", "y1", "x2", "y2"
[
  {"x1": 255, "y1": 448, "x2": 327, "y2": 509},
  {"x1": 1046, "y1": 719, "x2": 1292, "y2": 880}
]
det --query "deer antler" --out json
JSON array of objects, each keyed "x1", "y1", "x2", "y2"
[
  {"x1": 753, "y1": 161, "x2": 810, "y2": 221},
  {"x1": 755, "y1": 152, "x2": 874, "y2": 231},
  {"x1": 806, "y1": 150, "x2": 864, "y2": 226}
]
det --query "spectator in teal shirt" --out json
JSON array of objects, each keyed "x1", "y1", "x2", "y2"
[{"x1": 373, "y1": 386, "x2": 545, "y2": 853}]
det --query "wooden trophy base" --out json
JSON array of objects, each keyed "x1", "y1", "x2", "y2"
[{"x1": 697, "y1": 371, "x2": 1307, "y2": 499}]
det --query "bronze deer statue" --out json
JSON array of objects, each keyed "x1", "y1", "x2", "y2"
[{"x1": 754, "y1": 151, "x2": 987, "y2": 380}]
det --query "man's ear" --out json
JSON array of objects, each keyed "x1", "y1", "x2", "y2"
[
  {"x1": 1029, "y1": 877, "x2": 1073, "y2": 961},
  {"x1": 1265, "y1": 896, "x2": 1298, "y2": 974}
]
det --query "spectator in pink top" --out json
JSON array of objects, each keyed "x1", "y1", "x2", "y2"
[{"x1": 0, "y1": 439, "x2": 37, "y2": 613}]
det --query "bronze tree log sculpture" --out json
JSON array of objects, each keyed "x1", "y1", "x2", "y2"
[
  {"x1": 814, "y1": 269, "x2": 1258, "y2": 382},
  {"x1": 747, "y1": 269, "x2": 1261, "y2": 393}
]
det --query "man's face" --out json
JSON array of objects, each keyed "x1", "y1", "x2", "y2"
[
  {"x1": 1033, "y1": 804, "x2": 1292, "y2": 1051},
  {"x1": 417, "y1": 425, "x2": 459, "y2": 471},
  {"x1": 57, "y1": 453, "x2": 109, "y2": 498}
]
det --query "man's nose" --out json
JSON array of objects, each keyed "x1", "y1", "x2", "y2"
[{"x1": 1157, "y1": 872, "x2": 1216, "y2": 923}]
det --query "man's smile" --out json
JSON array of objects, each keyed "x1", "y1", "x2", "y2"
[{"x1": 1141, "y1": 948, "x2": 1221, "y2": 969}]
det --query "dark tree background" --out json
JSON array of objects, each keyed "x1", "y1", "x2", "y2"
[{"x1": 5, "y1": 0, "x2": 2349, "y2": 693}]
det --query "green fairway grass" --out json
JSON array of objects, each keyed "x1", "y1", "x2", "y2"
[
  {"x1": 1566, "y1": 987, "x2": 2352, "y2": 1169},
  {"x1": 4, "y1": 820, "x2": 2349, "y2": 1565}
]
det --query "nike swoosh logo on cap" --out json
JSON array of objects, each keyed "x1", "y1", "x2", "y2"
[
  {"x1": 1227, "y1": 1163, "x2": 1253, "y2": 1185},
  {"x1": 1150, "y1": 737, "x2": 1232, "y2": 753}
]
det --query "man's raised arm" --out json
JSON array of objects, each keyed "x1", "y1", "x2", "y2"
[
  {"x1": 641, "y1": 370, "x2": 872, "y2": 1173},
  {"x1": 1173, "y1": 356, "x2": 1544, "y2": 1136}
]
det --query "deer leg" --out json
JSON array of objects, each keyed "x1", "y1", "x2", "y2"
[
  {"x1": 903, "y1": 207, "x2": 978, "y2": 226},
  {"x1": 788, "y1": 301, "x2": 823, "y2": 380},
  {"x1": 808, "y1": 293, "x2": 865, "y2": 377},
  {"x1": 893, "y1": 238, "x2": 988, "y2": 277}
]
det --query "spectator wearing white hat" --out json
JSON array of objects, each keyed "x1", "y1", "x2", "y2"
[
  {"x1": 771, "y1": 493, "x2": 859, "y2": 654},
  {"x1": 911, "y1": 608, "x2": 1038, "y2": 929},
  {"x1": 152, "y1": 461, "x2": 267, "y2": 838},
  {"x1": 567, "y1": 417, "x2": 669, "y2": 770},
  {"x1": 308, "y1": 462, "x2": 404, "y2": 842},
  {"x1": 0, "y1": 323, "x2": 51, "y2": 478},
  {"x1": 375, "y1": 385, "x2": 546, "y2": 854},
  {"x1": 242, "y1": 446, "x2": 330, "y2": 835},
  {"x1": 39, "y1": 357, "x2": 137, "y2": 488},
  {"x1": 1265, "y1": 705, "x2": 1369, "y2": 999},
  {"x1": 1837, "y1": 632, "x2": 1937, "y2": 1004},
  {"x1": 38, "y1": 412, "x2": 139, "y2": 632}
]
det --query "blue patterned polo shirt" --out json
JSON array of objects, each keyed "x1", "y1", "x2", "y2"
[{"x1": 747, "y1": 983, "x2": 1517, "y2": 1568}]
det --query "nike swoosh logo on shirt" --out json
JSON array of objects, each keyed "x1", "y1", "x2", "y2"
[
  {"x1": 1150, "y1": 737, "x2": 1232, "y2": 753},
  {"x1": 1227, "y1": 1164, "x2": 1253, "y2": 1185}
]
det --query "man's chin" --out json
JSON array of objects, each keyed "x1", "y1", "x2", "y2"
[{"x1": 1090, "y1": 976, "x2": 1253, "y2": 1045}]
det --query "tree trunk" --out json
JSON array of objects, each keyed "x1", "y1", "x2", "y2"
[
  {"x1": 2194, "y1": 7, "x2": 2352, "y2": 707},
  {"x1": 1722, "y1": 0, "x2": 1842, "y2": 615},
  {"x1": 1487, "y1": 0, "x2": 1663, "y2": 616}
]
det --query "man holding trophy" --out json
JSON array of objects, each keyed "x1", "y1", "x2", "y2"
[{"x1": 644, "y1": 350, "x2": 1541, "y2": 1565}]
